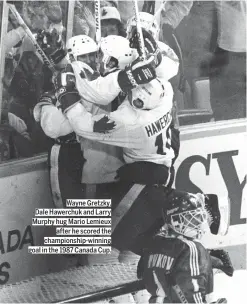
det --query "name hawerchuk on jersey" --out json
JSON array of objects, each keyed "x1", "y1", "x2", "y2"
[{"x1": 145, "y1": 111, "x2": 172, "y2": 137}]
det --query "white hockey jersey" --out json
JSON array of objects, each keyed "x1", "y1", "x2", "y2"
[
  {"x1": 71, "y1": 62, "x2": 122, "y2": 106},
  {"x1": 39, "y1": 101, "x2": 124, "y2": 184},
  {"x1": 38, "y1": 45, "x2": 178, "y2": 183},
  {"x1": 70, "y1": 41, "x2": 179, "y2": 107},
  {"x1": 37, "y1": 67, "x2": 126, "y2": 184},
  {"x1": 66, "y1": 81, "x2": 175, "y2": 168}
]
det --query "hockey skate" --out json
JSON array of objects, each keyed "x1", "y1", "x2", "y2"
[
  {"x1": 204, "y1": 194, "x2": 230, "y2": 236},
  {"x1": 209, "y1": 249, "x2": 234, "y2": 277}
]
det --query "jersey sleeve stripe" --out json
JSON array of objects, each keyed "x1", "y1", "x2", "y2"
[
  {"x1": 183, "y1": 240, "x2": 200, "y2": 276},
  {"x1": 194, "y1": 292, "x2": 204, "y2": 303}
]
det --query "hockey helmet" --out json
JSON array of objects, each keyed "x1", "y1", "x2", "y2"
[
  {"x1": 66, "y1": 35, "x2": 98, "y2": 72},
  {"x1": 126, "y1": 12, "x2": 160, "y2": 40},
  {"x1": 66, "y1": 35, "x2": 98, "y2": 60},
  {"x1": 100, "y1": 35, "x2": 136, "y2": 74},
  {"x1": 128, "y1": 78, "x2": 165, "y2": 110},
  {"x1": 163, "y1": 191, "x2": 208, "y2": 239}
]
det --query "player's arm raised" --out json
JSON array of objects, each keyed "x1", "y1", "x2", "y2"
[
  {"x1": 130, "y1": 27, "x2": 179, "y2": 81},
  {"x1": 73, "y1": 55, "x2": 157, "y2": 106}
]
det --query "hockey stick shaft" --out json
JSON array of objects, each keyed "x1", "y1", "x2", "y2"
[
  {"x1": 147, "y1": 1, "x2": 166, "y2": 33},
  {"x1": 154, "y1": 0, "x2": 166, "y2": 18},
  {"x1": 8, "y1": 3, "x2": 57, "y2": 73},
  {"x1": 94, "y1": 0, "x2": 101, "y2": 44},
  {"x1": 132, "y1": 0, "x2": 146, "y2": 60}
]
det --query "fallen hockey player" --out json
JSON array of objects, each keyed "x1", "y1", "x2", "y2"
[{"x1": 136, "y1": 190, "x2": 233, "y2": 303}]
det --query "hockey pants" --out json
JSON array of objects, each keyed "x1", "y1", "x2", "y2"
[
  {"x1": 111, "y1": 183, "x2": 171, "y2": 253},
  {"x1": 92, "y1": 162, "x2": 175, "y2": 253},
  {"x1": 48, "y1": 142, "x2": 86, "y2": 208}
]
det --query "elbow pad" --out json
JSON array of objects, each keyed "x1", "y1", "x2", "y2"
[{"x1": 56, "y1": 88, "x2": 81, "y2": 113}]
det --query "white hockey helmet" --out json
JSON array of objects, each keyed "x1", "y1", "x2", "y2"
[
  {"x1": 126, "y1": 12, "x2": 160, "y2": 40},
  {"x1": 164, "y1": 191, "x2": 208, "y2": 240},
  {"x1": 100, "y1": 35, "x2": 136, "y2": 73},
  {"x1": 129, "y1": 78, "x2": 165, "y2": 110},
  {"x1": 66, "y1": 35, "x2": 98, "y2": 60}
]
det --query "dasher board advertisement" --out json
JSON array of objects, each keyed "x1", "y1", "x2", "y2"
[{"x1": 174, "y1": 119, "x2": 247, "y2": 248}]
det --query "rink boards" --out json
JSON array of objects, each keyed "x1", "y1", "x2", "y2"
[{"x1": 0, "y1": 118, "x2": 246, "y2": 286}]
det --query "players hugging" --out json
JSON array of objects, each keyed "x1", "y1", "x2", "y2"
[{"x1": 31, "y1": 1, "x2": 234, "y2": 303}]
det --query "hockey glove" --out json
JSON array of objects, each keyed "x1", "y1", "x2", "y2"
[
  {"x1": 54, "y1": 67, "x2": 81, "y2": 113},
  {"x1": 36, "y1": 29, "x2": 67, "y2": 65},
  {"x1": 33, "y1": 91, "x2": 57, "y2": 122},
  {"x1": 209, "y1": 249, "x2": 234, "y2": 277},
  {"x1": 53, "y1": 64, "x2": 76, "y2": 90},
  {"x1": 118, "y1": 56, "x2": 156, "y2": 92},
  {"x1": 93, "y1": 116, "x2": 116, "y2": 133},
  {"x1": 129, "y1": 28, "x2": 162, "y2": 67}
]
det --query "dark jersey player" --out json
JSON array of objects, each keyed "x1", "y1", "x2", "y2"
[{"x1": 137, "y1": 190, "x2": 230, "y2": 303}]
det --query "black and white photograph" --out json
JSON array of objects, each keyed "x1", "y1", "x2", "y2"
[{"x1": 0, "y1": 0, "x2": 246, "y2": 303}]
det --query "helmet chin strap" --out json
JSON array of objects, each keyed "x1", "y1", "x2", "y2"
[{"x1": 75, "y1": 61, "x2": 95, "y2": 75}]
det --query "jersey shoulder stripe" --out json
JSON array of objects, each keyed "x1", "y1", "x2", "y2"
[{"x1": 181, "y1": 239, "x2": 200, "y2": 276}]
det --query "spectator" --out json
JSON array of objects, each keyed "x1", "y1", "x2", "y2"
[
  {"x1": 159, "y1": 1, "x2": 193, "y2": 41},
  {"x1": 8, "y1": 51, "x2": 52, "y2": 157},
  {"x1": 117, "y1": 0, "x2": 143, "y2": 25},
  {"x1": 159, "y1": 1, "x2": 193, "y2": 115},
  {"x1": 4, "y1": 1, "x2": 64, "y2": 88},
  {"x1": 101, "y1": 0, "x2": 118, "y2": 8},
  {"x1": 208, "y1": 1, "x2": 246, "y2": 120},
  {"x1": 73, "y1": 1, "x2": 95, "y2": 38},
  {"x1": 101, "y1": 6, "x2": 126, "y2": 37},
  {"x1": 3, "y1": 1, "x2": 63, "y2": 157}
]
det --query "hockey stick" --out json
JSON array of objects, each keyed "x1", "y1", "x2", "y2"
[
  {"x1": 112, "y1": 184, "x2": 145, "y2": 233},
  {"x1": 132, "y1": 0, "x2": 146, "y2": 60},
  {"x1": 142, "y1": 0, "x2": 155, "y2": 14},
  {"x1": 146, "y1": 1, "x2": 166, "y2": 33},
  {"x1": 94, "y1": 0, "x2": 101, "y2": 44},
  {"x1": 7, "y1": 3, "x2": 57, "y2": 74},
  {"x1": 154, "y1": 0, "x2": 167, "y2": 19}
]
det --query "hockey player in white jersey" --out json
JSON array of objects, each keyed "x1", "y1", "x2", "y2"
[
  {"x1": 66, "y1": 35, "x2": 158, "y2": 106},
  {"x1": 36, "y1": 32, "x2": 229, "y2": 252},
  {"x1": 126, "y1": 11, "x2": 180, "y2": 126},
  {"x1": 63, "y1": 15, "x2": 179, "y2": 107},
  {"x1": 126, "y1": 12, "x2": 179, "y2": 82},
  {"x1": 59, "y1": 77, "x2": 175, "y2": 172},
  {"x1": 52, "y1": 71, "x2": 230, "y2": 252},
  {"x1": 34, "y1": 34, "x2": 157, "y2": 207},
  {"x1": 35, "y1": 35, "x2": 139, "y2": 138}
]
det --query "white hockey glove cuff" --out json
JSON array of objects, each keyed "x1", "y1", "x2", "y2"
[{"x1": 33, "y1": 91, "x2": 57, "y2": 122}]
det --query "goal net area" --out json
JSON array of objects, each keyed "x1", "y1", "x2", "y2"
[{"x1": 0, "y1": 262, "x2": 145, "y2": 303}]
